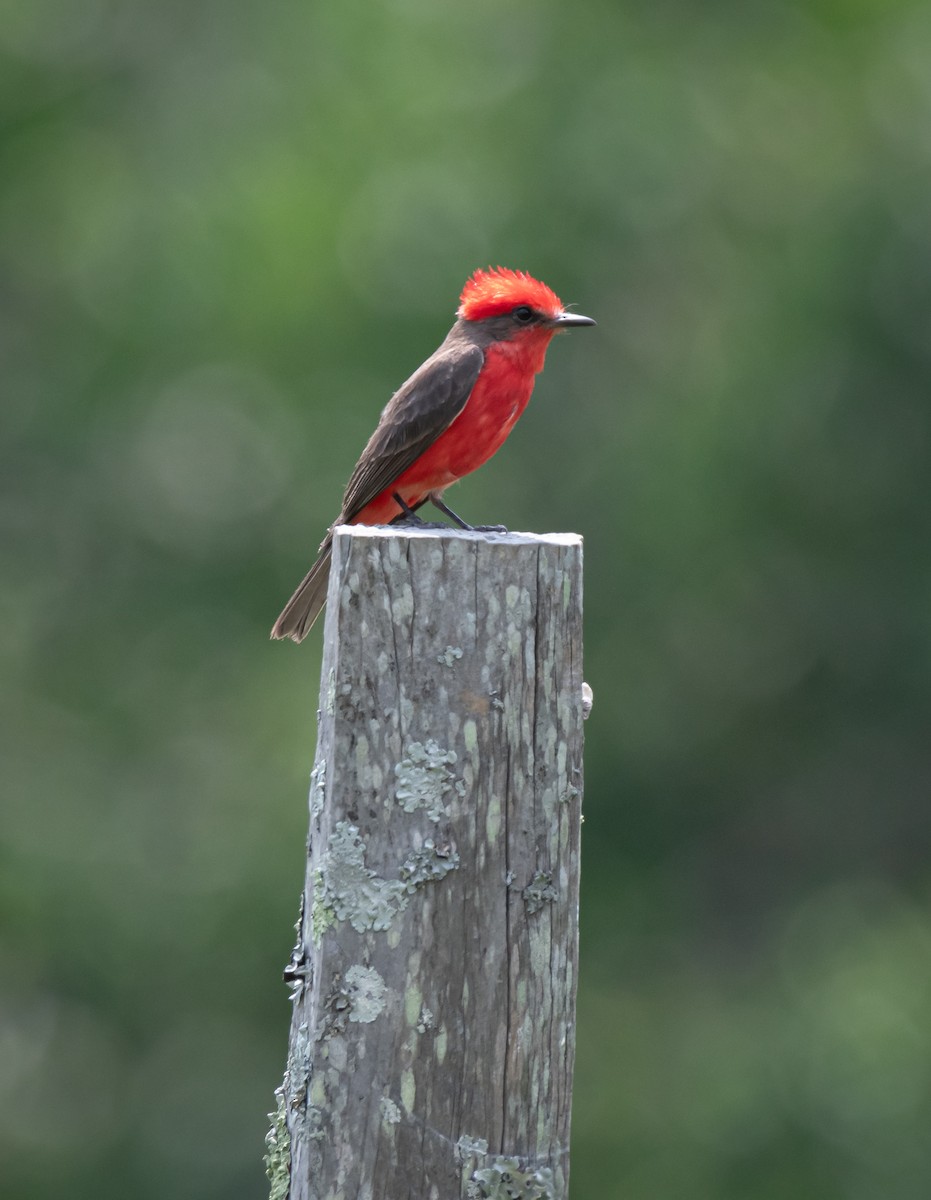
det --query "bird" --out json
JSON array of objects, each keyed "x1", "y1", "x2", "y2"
[{"x1": 271, "y1": 267, "x2": 595, "y2": 642}]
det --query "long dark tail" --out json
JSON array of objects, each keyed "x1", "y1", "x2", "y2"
[{"x1": 270, "y1": 536, "x2": 333, "y2": 643}]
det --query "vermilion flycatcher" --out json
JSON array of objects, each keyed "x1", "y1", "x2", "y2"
[{"x1": 271, "y1": 267, "x2": 595, "y2": 642}]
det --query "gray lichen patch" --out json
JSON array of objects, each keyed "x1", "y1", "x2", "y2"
[
  {"x1": 456, "y1": 1139, "x2": 558, "y2": 1200},
  {"x1": 394, "y1": 739, "x2": 460, "y2": 821},
  {"x1": 289, "y1": 1022, "x2": 312, "y2": 1102},
  {"x1": 309, "y1": 759, "x2": 327, "y2": 823},
  {"x1": 399, "y1": 840, "x2": 460, "y2": 890},
  {"x1": 455, "y1": 1134, "x2": 489, "y2": 1164},
  {"x1": 345, "y1": 964, "x2": 388, "y2": 1023},
  {"x1": 468, "y1": 1158, "x2": 556, "y2": 1200},
  {"x1": 311, "y1": 868, "x2": 336, "y2": 945},
  {"x1": 318, "y1": 822, "x2": 407, "y2": 934},
  {"x1": 436, "y1": 645, "x2": 464, "y2": 667},
  {"x1": 265, "y1": 1022, "x2": 315, "y2": 1200},
  {"x1": 315, "y1": 825, "x2": 461, "y2": 942},
  {"x1": 380, "y1": 1095, "x2": 401, "y2": 1128},
  {"x1": 522, "y1": 871, "x2": 558, "y2": 915},
  {"x1": 264, "y1": 1083, "x2": 290, "y2": 1200}
]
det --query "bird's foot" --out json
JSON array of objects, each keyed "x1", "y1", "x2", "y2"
[
  {"x1": 394, "y1": 493, "x2": 508, "y2": 534},
  {"x1": 391, "y1": 511, "x2": 447, "y2": 530},
  {"x1": 427, "y1": 495, "x2": 507, "y2": 533},
  {"x1": 391, "y1": 494, "x2": 447, "y2": 529}
]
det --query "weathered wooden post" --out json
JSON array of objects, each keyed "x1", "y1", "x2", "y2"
[{"x1": 267, "y1": 524, "x2": 585, "y2": 1200}]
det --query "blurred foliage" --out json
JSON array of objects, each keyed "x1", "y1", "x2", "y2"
[{"x1": 3, "y1": 1, "x2": 931, "y2": 1197}]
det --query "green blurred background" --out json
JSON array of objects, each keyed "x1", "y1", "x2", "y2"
[{"x1": 4, "y1": 1, "x2": 931, "y2": 1197}]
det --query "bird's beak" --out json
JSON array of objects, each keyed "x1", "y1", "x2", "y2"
[{"x1": 549, "y1": 311, "x2": 596, "y2": 329}]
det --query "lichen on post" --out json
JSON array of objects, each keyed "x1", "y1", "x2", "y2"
[{"x1": 269, "y1": 525, "x2": 584, "y2": 1200}]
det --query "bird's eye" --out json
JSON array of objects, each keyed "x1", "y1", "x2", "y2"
[{"x1": 512, "y1": 306, "x2": 535, "y2": 324}]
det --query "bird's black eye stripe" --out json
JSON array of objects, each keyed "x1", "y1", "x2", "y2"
[{"x1": 512, "y1": 305, "x2": 536, "y2": 323}]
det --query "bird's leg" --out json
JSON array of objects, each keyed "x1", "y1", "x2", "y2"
[
  {"x1": 391, "y1": 494, "x2": 446, "y2": 530},
  {"x1": 429, "y1": 494, "x2": 508, "y2": 534}
]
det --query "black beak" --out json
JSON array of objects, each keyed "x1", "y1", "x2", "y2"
[{"x1": 550, "y1": 311, "x2": 596, "y2": 329}]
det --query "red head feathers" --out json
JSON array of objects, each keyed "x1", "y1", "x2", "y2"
[{"x1": 458, "y1": 267, "x2": 564, "y2": 322}]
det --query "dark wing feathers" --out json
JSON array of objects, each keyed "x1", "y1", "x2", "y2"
[
  {"x1": 338, "y1": 341, "x2": 484, "y2": 522},
  {"x1": 271, "y1": 330, "x2": 485, "y2": 643}
]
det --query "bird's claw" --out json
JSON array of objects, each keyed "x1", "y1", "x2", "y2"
[{"x1": 472, "y1": 524, "x2": 508, "y2": 534}]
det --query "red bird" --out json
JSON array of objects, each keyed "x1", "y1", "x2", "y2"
[{"x1": 271, "y1": 267, "x2": 595, "y2": 642}]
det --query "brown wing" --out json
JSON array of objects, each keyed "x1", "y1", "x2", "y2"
[{"x1": 338, "y1": 338, "x2": 484, "y2": 522}]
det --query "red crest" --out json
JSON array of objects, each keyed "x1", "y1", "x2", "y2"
[{"x1": 458, "y1": 267, "x2": 563, "y2": 322}]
